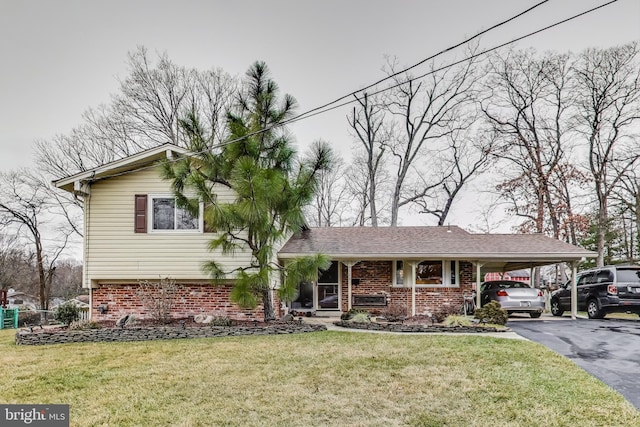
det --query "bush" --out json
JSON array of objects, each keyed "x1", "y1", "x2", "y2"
[
  {"x1": 54, "y1": 303, "x2": 80, "y2": 325},
  {"x1": 432, "y1": 304, "x2": 463, "y2": 323},
  {"x1": 210, "y1": 315, "x2": 233, "y2": 327},
  {"x1": 443, "y1": 315, "x2": 473, "y2": 327},
  {"x1": 381, "y1": 303, "x2": 407, "y2": 322},
  {"x1": 18, "y1": 310, "x2": 41, "y2": 327},
  {"x1": 68, "y1": 319, "x2": 103, "y2": 330},
  {"x1": 136, "y1": 277, "x2": 177, "y2": 324},
  {"x1": 348, "y1": 312, "x2": 371, "y2": 323},
  {"x1": 474, "y1": 301, "x2": 508, "y2": 325},
  {"x1": 340, "y1": 308, "x2": 368, "y2": 321}
]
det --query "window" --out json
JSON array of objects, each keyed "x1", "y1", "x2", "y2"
[
  {"x1": 394, "y1": 261, "x2": 404, "y2": 286},
  {"x1": 134, "y1": 195, "x2": 202, "y2": 233},
  {"x1": 393, "y1": 260, "x2": 459, "y2": 288},
  {"x1": 416, "y1": 261, "x2": 443, "y2": 285}
]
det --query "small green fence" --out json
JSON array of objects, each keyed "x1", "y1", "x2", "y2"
[{"x1": 0, "y1": 308, "x2": 19, "y2": 329}]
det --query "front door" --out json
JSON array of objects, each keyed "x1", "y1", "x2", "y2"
[
  {"x1": 317, "y1": 261, "x2": 340, "y2": 310},
  {"x1": 290, "y1": 261, "x2": 341, "y2": 312}
]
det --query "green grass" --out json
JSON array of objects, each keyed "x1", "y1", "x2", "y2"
[{"x1": 1, "y1": 328, "x2": 638, "y2": 426}]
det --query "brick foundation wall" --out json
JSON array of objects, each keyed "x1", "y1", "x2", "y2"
[
  {"x1": 340, "y1": 261, "x2": 475, "y2": 315},
  {"x1": 91, "y1": 283, "x2": 283, "y2": 321}
]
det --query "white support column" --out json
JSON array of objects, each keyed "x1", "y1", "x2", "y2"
[
  {"x1": 343, "y1": 261, "x2": 359, "y2": 311},
  {"x1": 476, "y1": 262, "x2": 484, "y2": 308},
  {"x1": 407, "y1": 261, "x2": 417, "y2": 316},
  {"x1": 571, "y1": 261, "x2": 578, "y2": 320}
]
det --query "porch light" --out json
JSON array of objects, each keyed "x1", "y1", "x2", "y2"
[{"x1": 98, "y1": 303, "x2": 108, "y2": 314}]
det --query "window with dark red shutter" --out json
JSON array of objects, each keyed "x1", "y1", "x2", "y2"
[{"x1": 134, "y1": 194, "x2": 147, "y2": 233}]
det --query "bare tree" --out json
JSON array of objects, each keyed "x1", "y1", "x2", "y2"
[
  {"x1": 35, "y1": 46, "x2": 237, "y2": 179},
  {"x1": 483, "y1": 49, "x2": 575, "y2": 239},
  {"x1": 574, "y1": 42, "x2": 640, "y2": 266},
  {"x1": 0, "y1": 170, "x2": 71, "y2": 312},
  {"x1": 412, "y1": 126, "x2": 494, "y2": 225},
  {"x1": 0, "y1": 234, "x2": 25, "y2": 289},
  {"x1": 348, "y1": 51, "x2": 482, "y2": 226},
  {"x1": 303, "y1": 141, "x2": 353, "y2": 227},
  {"x1": 382, "y1": 53, "x2": 481, "y2": 226},
  {"x1": 348, "y1": 93, "x2": 388, "y2": 226}
]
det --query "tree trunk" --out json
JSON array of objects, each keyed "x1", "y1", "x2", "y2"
[{"x1": 262, "y1": 288, "x2": 275, "y2": 322}]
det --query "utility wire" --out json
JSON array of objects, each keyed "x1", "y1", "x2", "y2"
[
  {"x1": 282, "y1": 0, "x2": 620, "y2": 126},
  {"x1": 286, "y1": 0, "x2": 551, "y2": 124},
  {"x1": 70, "y1": 0, "x2": 619, "y2": 184}
]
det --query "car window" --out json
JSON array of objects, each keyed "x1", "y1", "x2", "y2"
[
  {"x1": 595, "y1": 270, "x2": 613, "y2": 283},
  {"x1": 616, "y1": 269, "x2": 640, "y2": 283},
  {"x1": 505, "y1": 282, "x2": 529, "y2": 289},
  {"x1": 577, "y1": 274, "x2": 592, "y2": 285}
]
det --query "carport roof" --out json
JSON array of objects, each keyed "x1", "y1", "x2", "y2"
[{"x1": 278, "y1": 226, "x2": 596, "y2": 271}]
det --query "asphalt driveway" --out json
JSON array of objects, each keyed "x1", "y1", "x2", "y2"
[{"x1": 508, "y1": 314, "x2": 640, "y2": 410}]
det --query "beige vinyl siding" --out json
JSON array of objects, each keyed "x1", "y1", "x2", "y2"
[{"x1": 85, "y1": 166, "x2": 252, "y2": 286}]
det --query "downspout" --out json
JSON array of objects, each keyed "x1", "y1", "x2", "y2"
[{"x1": 85, "y1": 190, "x2": 91, "y2": 320}]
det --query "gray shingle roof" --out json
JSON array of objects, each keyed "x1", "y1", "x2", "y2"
[{"x1": 279, "y1": 226, "x2": 595, "y2": 269}]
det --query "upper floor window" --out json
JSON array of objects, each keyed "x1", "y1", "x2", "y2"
[
  {"x1": 152, "y1": 197, "x2": 199, "y2": 231},
  {"x1": 134, "y1": 194, "x2": 202, "y2": 233}
]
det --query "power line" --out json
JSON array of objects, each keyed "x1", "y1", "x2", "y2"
[
  {"x1": 286, "y1": 0, "x2": 551, "y2": 125},
  {"x1": 73, "y1": 0, "x2": 619, "y2": 184},
  {"x1": 281, "y1": 0, "x2": 620, "y2": 126}
]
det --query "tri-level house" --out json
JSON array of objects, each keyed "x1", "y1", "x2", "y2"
[{"x1": 54, "y1": 144, "x2": 596, "y2": 321}]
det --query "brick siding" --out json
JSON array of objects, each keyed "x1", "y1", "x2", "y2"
[
  {"x1": 341, "y1": 261, "x2": 475, "y2": 315},
  {"x1": 91, "y1": 283, "x2": 282, "y2": 321}
]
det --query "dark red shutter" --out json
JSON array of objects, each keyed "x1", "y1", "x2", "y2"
[{"x1": 134, "y1": 195, "x2": 147, "y2": 233}]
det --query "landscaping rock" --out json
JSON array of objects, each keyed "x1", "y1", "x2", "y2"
[
  {"x1": 15, "y1": 322, "x2": 328, "y2": 345},
  {"x1": 115, "y1": 314, "x2": 129, "y2": 328}
]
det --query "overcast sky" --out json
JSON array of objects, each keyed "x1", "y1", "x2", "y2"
[{"x1": 0, "y1": 0, "x2": 638, "y2": 230}]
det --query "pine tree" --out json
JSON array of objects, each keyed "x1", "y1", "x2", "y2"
[{"x1": 164, "y1": 61, "x2": 331, "y2": 320}]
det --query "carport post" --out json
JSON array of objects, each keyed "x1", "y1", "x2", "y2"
[
  {"x1": 344, "y1": 261, "x2": 359, "y2": 311},
  {"x1": 475, "y1": 262, "x2": 483, "y2": 308},
  {"x1": 571, "y1": 261, "x2": 578, "y2": 320}
]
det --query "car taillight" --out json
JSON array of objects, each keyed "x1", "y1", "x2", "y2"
[
  {"x1": 496, "y1": 290, "x2": 509, "y2": 297},
  {"x1": 607, "y1": 285, "x2": 617, "y2": 295},
  {"x1": 537, "y1": 290, "x2": 543, "y2": 297}
]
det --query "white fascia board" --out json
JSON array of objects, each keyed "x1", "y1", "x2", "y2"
[
  {"x1": 277, "y1": 252, "x2": 595, "y2": 261},
  {"x1": 53, "y1": 143, "x2": 189, "y2": 192}
]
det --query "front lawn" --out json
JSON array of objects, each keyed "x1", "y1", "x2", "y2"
[{"x1": 0, "y1": 328, "x2": 637, "y2": 426}]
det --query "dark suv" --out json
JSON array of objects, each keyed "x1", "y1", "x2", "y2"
[{"x1": 550, "y1": 265, "x2": 640, "y2": 319}]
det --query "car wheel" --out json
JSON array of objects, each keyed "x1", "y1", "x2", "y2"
[
  {"x1": 530, "y1": 312, "x2": 542, "y2": 318},
  {"x1": 550, "y1": 300, "x2": 564, "y2": 317},
  {"x1": 587, "y1": 299, "x2": 604, "y2": 319}
]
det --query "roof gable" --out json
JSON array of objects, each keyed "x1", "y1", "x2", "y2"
[{"x1": 53, "y1": 143, "x2": 188, "y2": 193}]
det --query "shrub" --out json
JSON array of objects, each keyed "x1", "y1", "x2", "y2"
[
  {"x1": 210, "y1": 315, "x2": 233, "y2": 327},
  {"x1": 18, "y1": 309, "x2": 41, "y2": 327},
  {"x1": 474, "y1": 301, "x2": 508, "y2": 325},
  {"x1": 54, "y1": 303, "x2": 80, "y2": 325},
  {"x1": 443, "y1": 315, "x2": 472, "y2": 327},
  {"x1": 340, "y1": 308, "x2": 368, "y2": 321},
  {"x1": 432, "y1": 304, "x2": 463, "y2": 323},
  {"x1": 68, "y1": 319, "x2": 103, "y2": 330},
  {"x1": 381, "y1": 303, "x2": 407, "y2": 322},
  {"x1": 136, "y1": 277, "x2": 178, "y2": 324},
  {"x1": 348, "y1": 312, "x2": 371, "y2": 323}
]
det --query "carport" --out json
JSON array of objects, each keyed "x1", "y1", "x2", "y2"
[{"x1": 468, "y1": 233, "x2": 597, "y2": 318}]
